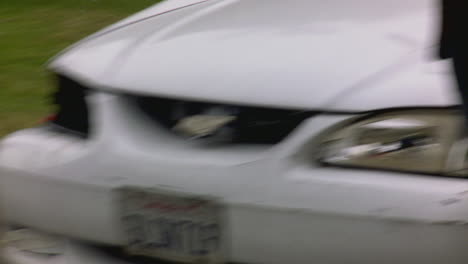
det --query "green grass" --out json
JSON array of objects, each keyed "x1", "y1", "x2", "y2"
[{"x1": 0, "y1": 0, "x2": 159, "y2": 136}]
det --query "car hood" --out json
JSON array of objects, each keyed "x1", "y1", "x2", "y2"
[{"x1": 49, "y1": 0, "x2": 456, "y2": 111}]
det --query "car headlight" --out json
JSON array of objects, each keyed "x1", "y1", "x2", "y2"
[{"x1": 317, "y1": 109, "x2": 463, "y2": 175}]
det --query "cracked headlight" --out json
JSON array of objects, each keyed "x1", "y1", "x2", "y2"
[{"x1": 318, "y1": 109, "x2": 463, "y2": 175}]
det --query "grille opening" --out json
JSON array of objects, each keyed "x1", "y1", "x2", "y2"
[
  {"x1": 50, "y1": 75, "x2": 90, "y2": 137},
  {"x1": 134, "y1": 95, "x2": 316, "y2": 144}
]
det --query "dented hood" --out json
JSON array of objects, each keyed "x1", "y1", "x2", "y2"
[{"x1": 49, "y1": 0, "x2": 457, "y2": 111}]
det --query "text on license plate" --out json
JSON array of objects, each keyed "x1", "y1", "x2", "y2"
[{"x1": 119, "y1": 188, "x2": 222, "y2": 263}]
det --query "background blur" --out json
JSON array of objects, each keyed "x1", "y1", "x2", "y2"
[{"x1": 0, "y1": 0, "x2": 160, "y2": 137}]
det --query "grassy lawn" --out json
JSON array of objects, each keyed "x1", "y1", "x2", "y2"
[{"x1": 0, "y1": 0, "x2": 159, "y2": 137}]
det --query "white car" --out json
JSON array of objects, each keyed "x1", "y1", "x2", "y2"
[{"x1": 2, "y1": 0, "x2": 468, "y2": 263}]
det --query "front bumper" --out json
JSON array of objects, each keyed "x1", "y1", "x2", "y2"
[
  {"x1": 4, "y1": 242, "x2": 128, "y2": 264},
  {"x1": 4, "y1": 95, "x2": 468, "y2": 263}
]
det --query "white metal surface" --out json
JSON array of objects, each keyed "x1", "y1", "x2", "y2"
[
  {"x1": 2, "y1": 94, "x2": 468, "y2": 263},
  {"x1": 49, "y1": 0, "x2": 455, "y2": 111},
  {"x1": 2, "y1": 0, "x2": 468, "y2": 263},
  {"x1": 3, "y1": 243, "x2": 129, "y2": 264}
]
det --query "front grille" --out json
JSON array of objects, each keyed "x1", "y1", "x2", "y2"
[{"x1": 133, "y1": 95, "x2": 316, "y2": 144}]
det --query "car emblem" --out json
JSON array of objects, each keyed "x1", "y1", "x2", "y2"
[{"x1": 173, "y1": 115, "x2": 237, "y2": 139}]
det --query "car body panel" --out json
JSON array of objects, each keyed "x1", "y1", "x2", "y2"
[
  {"x1": 4, "y1": 243, "x2": 129, "y2": 264},
  {"x1": 2, "y1": 94, "x2": 468, "y2": 263},
  {"x1": 49, "y1": 0, "x2": 455, "y2": 111},
  {"x1": 93, "y1": 0, "x2": 211, "y2": 35},
  {"x1": 49, "y1": 0, "x2": 212, "y2": 60},
  {"x1": 3, "y1": 1, "x2": 468, "y2": 263}
]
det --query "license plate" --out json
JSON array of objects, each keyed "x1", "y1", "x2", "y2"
[{"x1": 119, "y1": 187, "x2": 223, "y2": 263}]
